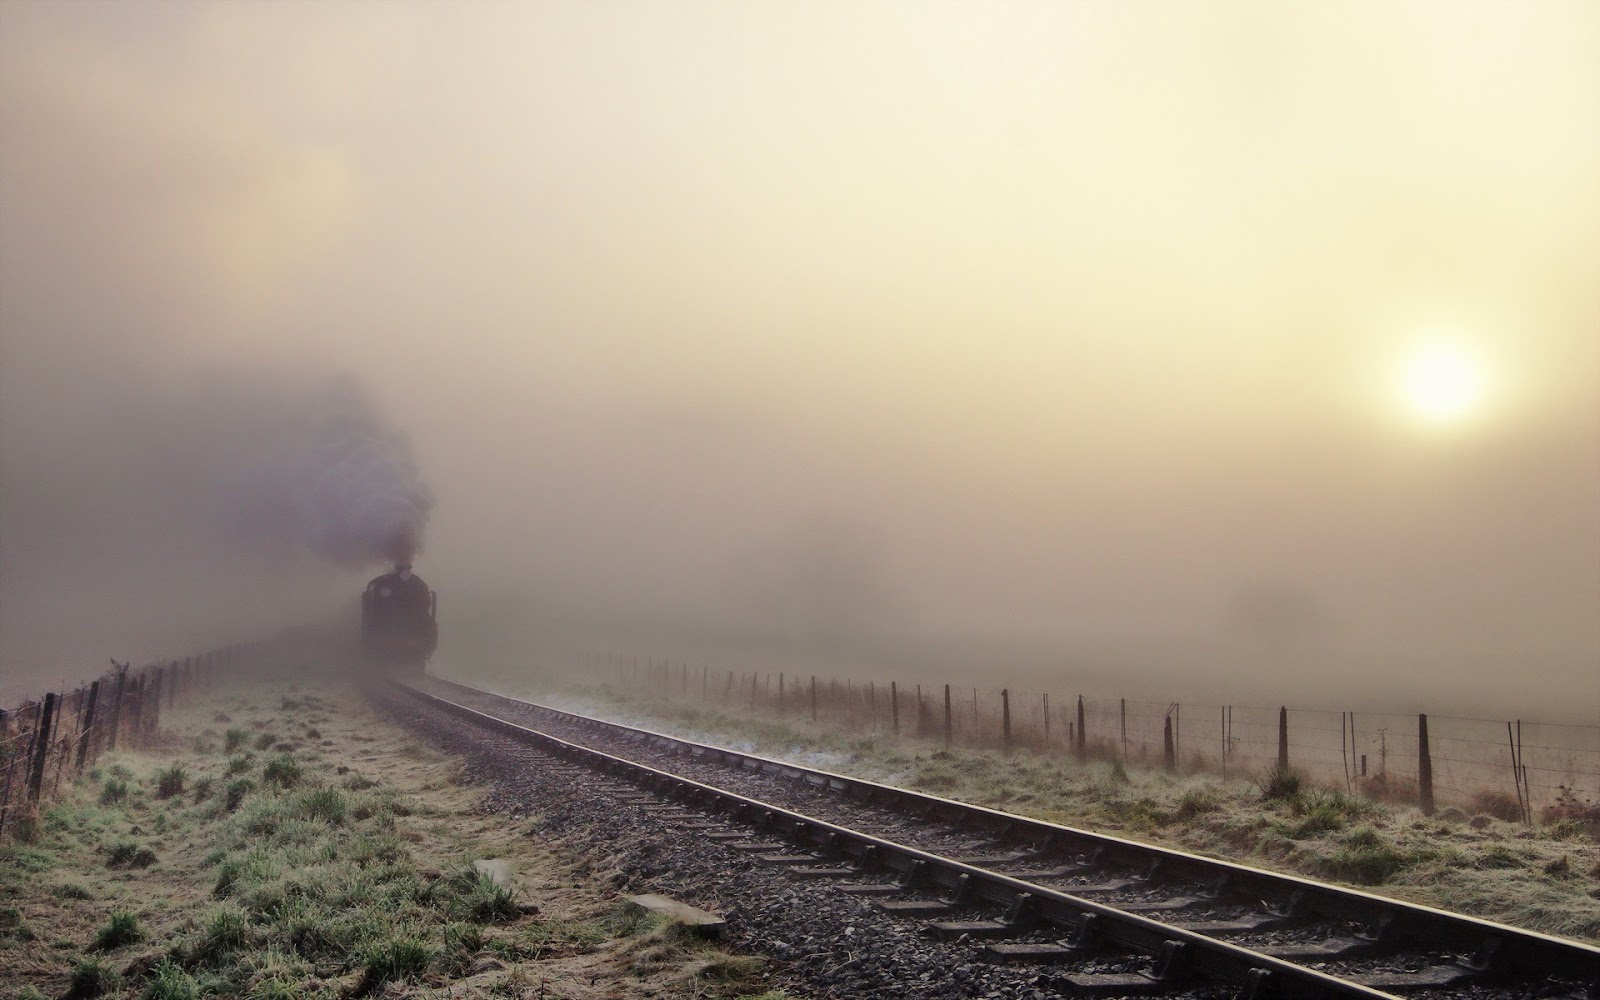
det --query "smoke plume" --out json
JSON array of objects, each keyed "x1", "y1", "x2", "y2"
[{"x1": 202, "y1": 375, "x2": 435, "y2": 567}]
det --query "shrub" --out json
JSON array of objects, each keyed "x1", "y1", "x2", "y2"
[
  {"x1": 224, "y1": 755, "x2": 253, "y2": 777},
  {"x1": 254, "y1": 733, "x2": 277, "y2": 752},
  {"x1": 156, "y1": 765, "x2": 186, "y2": 799},
  {"x1": 192, "y1": 776, "x2": 214, "y2": 804},
  {"x1": 224, "y1": 729, "x2": 249, "y2": 752},
  {"x1": 261, "y1": 754, "x2": 302, "y2": 788},
  {"x1": 94, "y1": 910, "x2": 144, "y2": 950},
  {"x1": 99, "y1": 779, "x2": 130, "y2": 806},
  {"x1": 1258, "y1": 765, "x2": 1302, "y2": 801}
]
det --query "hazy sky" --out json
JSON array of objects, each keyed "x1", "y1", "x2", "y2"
[{"x1": 2, "y1": 2, "x2": 1596, "y2": 712}]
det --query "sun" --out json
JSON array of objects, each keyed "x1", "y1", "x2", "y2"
[{"x1": 1396, "y1": 341, "x2": 1488, "y2": 428}]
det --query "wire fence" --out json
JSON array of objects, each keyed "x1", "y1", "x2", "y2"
[
  {"x1": 0, "y1": 642, "x2": 270, "y2": 839},
  {"x1": 582, "y1": 654, "x2": 1600, "y2": 823}
]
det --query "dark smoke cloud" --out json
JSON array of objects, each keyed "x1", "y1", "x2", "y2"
[{"x1": 202, "y1": 375, "x2": 435, "y2": 567}]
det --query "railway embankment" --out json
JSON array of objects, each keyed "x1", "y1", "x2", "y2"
[
  {"x1": 451, "y1": 669, "x2": 1600, "y2": 945},
  {"x1": 0, "y1": 681, "x2": 789, "y2": 1000}
]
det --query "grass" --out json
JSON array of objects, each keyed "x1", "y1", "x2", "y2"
[
  {"x1": 473, "y1": 666, "x2": 1600, "y2": 942},
  {"x1": 3, "y1": 681, "x2": 776, "y2": 999},
  {"x1": 93, "y1": 910, "x2": 144, "y2": 950}
]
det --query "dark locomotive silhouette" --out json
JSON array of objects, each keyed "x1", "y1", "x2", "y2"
[{"x1": 360, "y1": 562, "x2": 437, "y2": 671}]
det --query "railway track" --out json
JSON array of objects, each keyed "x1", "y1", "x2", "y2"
[{"x1": 392, "y1": 674, "x2": 1600, "y2": 1000}]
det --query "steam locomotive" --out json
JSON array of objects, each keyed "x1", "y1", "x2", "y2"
[{"x1": 360, "y1": 563, "x2": 437, "y2": 672}]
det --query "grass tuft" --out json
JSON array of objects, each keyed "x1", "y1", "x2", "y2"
[
  {"x1": 93, "y1": 910, "x2": 145, "y2": 950},
  {"x1": 98, "y1": 778, "x2": 130, "y2": 806},
  {"x1": 261, "y1": 754, "x2": 302, "y2": 788},
  {"x1": 65, "y1": 957, "x2": 120, "y2": 999},
  {"x1": 142, "y1": 959, "x2": 199, "y2": 1000},
  {"x1": 1258, "y1": 765, "x2": 1302, "y2": 801},
  {"x1": 224, "y1": 728, "x2": 249, "y2": 752},
  {"x1": 360, "y1": 937, "x2": 434, "y2": 991},
  {"x1": 155, "y1": 765, "x2": 187, "y2": 799}
]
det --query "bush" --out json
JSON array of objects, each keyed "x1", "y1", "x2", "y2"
[
  {"x1": 261, "y1": 754, "x2": 302, "y2": 788},
  {"x1": 192, "y1": 777, "x2": 214, "y2": 804},
  {"x1": 156, "y1": 765, "x2": 186, "y2": 799},
  {"x1": 224, "y1": 729, "x2": 249, "y2": 752},
  {"x1": 94, "y1": 910, "x2": 144, "y2": 950},
  {"x1": 224, "y1": 755, "x2": 253, "y2": 777}
]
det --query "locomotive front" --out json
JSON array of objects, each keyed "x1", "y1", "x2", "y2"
[{"x1": 360, "y1": 562, "x2": 437, "y2": 672}]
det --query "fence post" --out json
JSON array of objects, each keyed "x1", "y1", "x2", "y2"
[
  {"x1": 890, "y1": 681, "x2": 900, "y2": 735},
  {"x1": 1001, "y1": 689, "x2": 1012, "y2": 752},
  {"x1": 809, "y1": 676, "x2": 817, "y2": 723},
  {"x1": 943, "y1": 685, "x2": 952, "y2": 747},
  {"x1": 28, "y1": 693, "x2": 58, "y2": 801},
  {"x1": 1162, "y1": 715, "x2": 1175, "y2": 772},
  {"x1": 1417, "y1": 713, "x2": 1435, "y2": 815},
  {"x1": 1120, "y1": 698, "x2": 1128, "y2": 761},
  {"x1": 1042, "y1": 694, "x2": 1050, "y2": 746},
  {"x1": 1076, "y1": 695, "x2": 1087, "y2": 761},
  {"x1": 75, "y1": 681, "x2": 101, "y2": 769},
  {"x1": 106, "y1": 670, "x2": 128, "y2": 750},
  {"x1": 1277, "y1": 707, "x2": 1289, "y2": 771}
]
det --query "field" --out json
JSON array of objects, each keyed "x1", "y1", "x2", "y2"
[
  {"x1": 0, "y1": 682, "x2": 790, "y2": 1000},
  {"x1": 462, "y1": 664, "x2": 1600, "y2": 945}
]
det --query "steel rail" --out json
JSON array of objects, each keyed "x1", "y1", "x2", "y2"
[
  {"x1": 397, "y1": 680, "x2": 1439, "y2": 999},
  {"x1": 415, "y1": 674, "x2": 1600, "y2": 994}
]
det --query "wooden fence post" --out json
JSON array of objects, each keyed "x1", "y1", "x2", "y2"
[
  {"x1": 106, "y1": 670, "x2": 128, "y2": 750},
  {"x1": 75, "y1": 681, "x2": 101, "y2": 769},
  {"x1": 1001, "y1": 688, "x2": 1012, "y2": 752},
  {"x1": 1042, "y1": 693, "x2": 1050, "y2": 746},
  {"x1": 809, "y1": 676, "x2": 817, "y2": 723},
  {"x1": 1120, "y1": 698, "x2": 1128, "y2": 761},
  {"x1": 1277, "y1": 707, "x2": 1289, "y2": 771},
  {"x1": 28, "y1": 693, "x2": 58, "y2": 801},
  {"x1": 943, "y1": 685, "x2": 952, "y2": 747},
  {"x1": 1162, "y1": 715, "x2": 1175, "y2": 772},
  {"x1": 1417, "y1": 714, "x2": 1435, "y2": 815},
  {"x1": 890, "y1": 681, "x2": 900, "y2": 735},
  {"x1": 1076, "y1": 695, "x2": 1087, "y2": 761}
]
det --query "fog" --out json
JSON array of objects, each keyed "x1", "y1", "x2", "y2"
[{"x1": 2, "y1": 2, "x2": 1596, "y2": 716}]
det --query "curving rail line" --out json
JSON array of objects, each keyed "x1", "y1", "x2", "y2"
[{"x1": 393, "y1": 675, "x2": 1600, "y2": 1000}]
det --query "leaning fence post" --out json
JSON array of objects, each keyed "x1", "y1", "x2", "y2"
[
  {"x1": 1417, "y1": 713, "x2": 1435, "y2": 815},
  {"x1": 1001, "y1": 688, "x2": 1012, "y2": 752},
  {"x1": 1277, "y1": 707, "x2": 1289, "y2": 771},
  {"x1": 75, "y1": 681, "x2": 101, "y2": 769},
  {"x1": 1076, "y1": 695, "x2": 1087, "y2": 761},
  {"x1": 28, "y1": 693, "x2": 58, "y2": 802},
  {"x1": 943, "y1": 685, "x2": 952, "y2": 747},
  {"x1": 890, "y1": 681, "x2": 900, "y2": 735}
]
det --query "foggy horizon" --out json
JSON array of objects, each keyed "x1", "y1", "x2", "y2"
[{"x1": 2, "y1": 2, "x2": 1596, "y2": 719}]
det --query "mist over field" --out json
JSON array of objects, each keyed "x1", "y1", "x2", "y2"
[{"x1": 2, "y1": 2, "x2": 1596, "y2": 717}]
